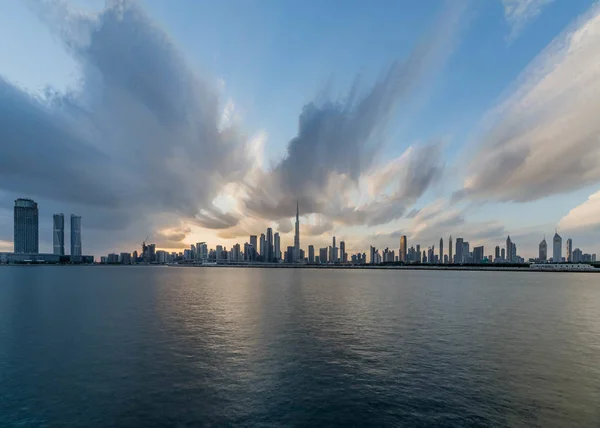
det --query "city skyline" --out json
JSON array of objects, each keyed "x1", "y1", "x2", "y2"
[{"x1": 1, "y1": 1, "x2": 600, "y2": 257}]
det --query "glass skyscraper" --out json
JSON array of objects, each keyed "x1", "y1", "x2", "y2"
[
  {"x1": 14, "y1": 198, "x2": 39, "y2": 254},
  {"x1": 53, "y1": 213, "x2": 65, "y2": 255},
  {"x1": 70, "y1": 214, "x2": 82, "y2": 256}
]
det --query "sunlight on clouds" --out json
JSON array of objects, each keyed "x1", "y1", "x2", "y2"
[{"x1": 558, "y1": 190, "x2": 600, "y2": 231}]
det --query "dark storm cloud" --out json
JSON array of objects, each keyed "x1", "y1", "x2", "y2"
[{"x1": 0, "y1": 0, "x2": 251, "y2": 252}]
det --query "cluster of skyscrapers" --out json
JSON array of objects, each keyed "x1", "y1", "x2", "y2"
[
  {"x1": 1, "y1": 198, "x2": 88, "y2": 263},
  {"x1": 538, "y1": 232, "x2": 596, "y2": 263}
]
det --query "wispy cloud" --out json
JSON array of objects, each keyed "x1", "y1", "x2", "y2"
[
  {"x1": 502, "y1": 0, "x2": 554, "y2": 41},
  {"x1": 458, "y1": 4, "x2": 600, "y2": 203}
]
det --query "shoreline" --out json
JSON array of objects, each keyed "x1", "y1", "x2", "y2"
[{"x1": 2, "y1": 263, "x2": 598, "y2": 273}]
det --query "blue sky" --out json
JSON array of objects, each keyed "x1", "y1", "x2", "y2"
[{"x1": 0, "y1": 0, "x2": 599, "y2": 258}]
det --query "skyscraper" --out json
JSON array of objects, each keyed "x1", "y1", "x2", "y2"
[
  {"x1": 266, "y1": 228, "x2": 273, "y2": 262},
  {"x1": 449, "y1": 236, "x2": 453, "y2": 264},
  {"x1": 439, "y1": 237, "x2": 444, "y2": 264},
  {"x1": 455, "y1": 238, "x2": 464, "y2": 264},
  {"x1": 473, "y1": 246, "x2": 484, "y2": 263},
  {"x1": 274, "y1": 232, "x2": 281, "y2": 260},
  {"x1": 53, "y1": 213, "x2": 65, "y2": 255},
  {"x1": 14, "y1": 198, "x2": 39, "y2": 254},
  {"x1": 506, "y1": 236, "x2": 513, "y2": 263},
  {"x1": 553, "y1": 231, "x2": 562, "y2": 263},
  {"x1": 308, "y1": 245, "x2": 315, "y2": 263},
  {"x1": 294, "y1": 201, "x2": 300, "y2": 262},
  {"x1": 400, "y1": 235, "x2": 407, "y2": 262},
  {"x1": 259, "y1": 233, "x2": 266, "y2": 259},
  {"x1": 250, "y1": 235, "x2": 258, "y2": 261},
  {"x1": 332, "y1": 236, "x2": 337, "y2": 262},
  {"x1": 340, "y1": 241, "x2": 346, "y2": 263},
  {"x1": 539, "y1": 237, "x2": 547, "y2": 262},
  {"x1": 495, "y1": 246, "x2": 500, "y2": 260},
  {"x1": 70, "y1": 214, "x2": 82, "y2": 256},
  {"x1": 566, "y1": 238, "x2": 573, "y2": 262}
]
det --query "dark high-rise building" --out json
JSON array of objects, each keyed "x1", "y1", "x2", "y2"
[
  {"x1": 501, "y1": 248, "x2": 506, "y2": 260},
  {"x1": 274, "y1": 232, "x2": 281, "y2": 260},
  {"x1": 266, "y1": 227, "x2": 273, "y2": 262},
  {"x1": 340, "y1": 241, "x2": 346, "y2": 263},
  {"x1": 539, "y1": 237, "x2": 548, "y2": 262},
  {"x1": 495, "y1": 245, "x2": 500, "y2": 260},
  {"x1": 455, "y1": 238, "x2": 464, "y2": 264},
  {"x1": 400, "y1": 235, "x2": 407, "y2": 262},
  {"x1": 319, "y1": 247, "x2": 328, "y2": 264},
  {"x1": 294, "y1": 201, "x2": 300, "y2": 261},
  {"x1": 53, "y1": 213, "x2": 65, "y2": 255},
  {"x1": 506, "y1": 236, "x2": 513, "y2": 263},
  {"x1": 70, "y1": 214, "x2": 82, "y2": 256},
  {"x1": 439, "y1": 237, "x2": 444, "y2": 264},
  {"x1": 14, "y1": 198, "x2": 39, "y2": 254},
  {"x1": 449, "y1": 236, "x2": 453, "y2": 264},
  {"x1": 473, "y1": 246, "x2": 484, "y2": 263},
  {"x1": 308, "y1": 245, "x2": 315, "y2": 263},
  {"x1": 250, "y1": 235, "x2": 258, "y2": 261}
]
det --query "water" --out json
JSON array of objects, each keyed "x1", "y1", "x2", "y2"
[{"x1": 0, "y1": 267, "x2": 599, "y2": 427}]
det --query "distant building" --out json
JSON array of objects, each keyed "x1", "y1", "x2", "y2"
[
  {"x1": 308, "y1": 245, "x2": 315, "y2": 263},
  {"x1": 319, "y1": 247, "x2": 328, "y2": 264},
  {"x1": 250, "y1": 235, "x2": 258, "y2": 260},
  {"x1": 553, "y1": 231, "x2": 562, "y2": 263},
  {"x1": 573, "y1": 248, "x2": 582, "y2": 263},
  {"x1": 473, "y1": 246, "x2": 484, "y2": 263},
  {"x1": 286, "y1": 246, "x2": 295, "y2": 263},
  {"x1": 14, "y1": 198, "x2": 39, "y2": 254},
  {"x1": 495, "y1": 246, "x2": 500, "y2": 260},
  {"x1": 294, "y1": 201, "x2": 300, "y2": 262},
  {"x1": 340, "y1": 241, "x2": 346, "y2": 263},
  {"x1": 274, "y1": 232, "x2": 281, "y2": 260},
  {"x1": 566, "y1": 238, "x2": 573, "y2": 262},
  {"x1": 266, "y1": 228, "x2": 273, "y2": 262},
  {"x1": 332, "y1": 236, "x2": 337, "y2": 262},
  {"x1": 506, "y1": 236, "x2": 513, "y2": 263},
  {"x1": 70, "y1": 214, "x2": 82, "y2": 256},
  {"x1": 439, "y1": 238, "x2": 444, "y2": 264},
  {"x1": 259, "y1": 234, "x2": 266, "y2": 259},
  {"x1": 539, "y1": 237, "x2": 547, "y2": 262},
  {"x1": 120, "y1": 252, "x2": 131, "y2": 264},
  {"x1": 400, "y1": 235, "x2": 407, "y2": 262},
  {"x1": 455, "y1": 238, "x2": 464, "y2": 264},
  {"x1": 448, "y1": 236, "x2": 453, "y2": 264},
  {"x1": 53, "y1": 213, "x2": 65, "y2": 255},
  {"x1": 501, "y1": 248, "x2": 506, "y2": 260}
]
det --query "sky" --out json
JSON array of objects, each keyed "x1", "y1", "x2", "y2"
[{"x1": 1, "y1": 0, "x2": 599, "y2": 259}]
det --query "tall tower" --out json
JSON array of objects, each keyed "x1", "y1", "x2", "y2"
[
  {"x1": 506, "y1": 236, "x2": 513, "y2": 262},
  {"x1": 439, "y1": 237, "x2": 444, "y2": 264},
  {"x1": 539, "y1": 237, "x2": 547, "y2": 262},
  {"x1": 294, "y1": 201, "x2": 300, "y2": 261},
  {"x1": 399, "y1": 235, "x2": 407, "y2": 262},
  {"x1": 14, "y1": 199, "x2": 39, "y2": 254},
  {"x1": 566, "y1": 238, "x2": 573, "y2": 262},
  {"x1": 266, "y1": 227, "x2": 273, "y2": 262},
  {"x1": 274, "y1": 232, "x2": 281, "y2": 261},
  {"x1": 71, "y1": 214, "x2": 82, "y2": 256},
  {"x1": 449, "y1": 236, "x2": 453, "y2": 264},
  {"x1": 53, "y1": 213, "x2": 65, "y2": 255},
  {"x1": 553, "y1": 231, "x2": 562, "y2": 263}
]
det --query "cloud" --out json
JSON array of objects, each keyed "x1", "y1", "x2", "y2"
[
  {"x1": 459, "y1": 4, "x2": 600, "y2": 203},
  {"x1": 241, "y1": 2, "x2": 464, "y2": 228},
  {"x1": 502, "y1": 0, "x2": 554, "y2": 41},
  {"x1": 558, "y1": 190, "x2": 600, "y2": 232},
  {"x1": 0, "y1": 0, "x2": 253, "y2": 253}
]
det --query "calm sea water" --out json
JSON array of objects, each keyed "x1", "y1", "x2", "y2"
[{"x1": 0, "y1": 267, "x2": 599, "y2": 427}]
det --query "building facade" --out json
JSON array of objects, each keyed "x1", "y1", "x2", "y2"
[
  {"x1": 70, "y1": 214, "x2": 82, "y2": 256},
  {"x1": 400, "y1": 235, "x2": 407, "y2": 262},
  {"x1": 53, "y1": 213, "x2": 65, "y2": 255},
  {"x1": 553, "y1": 232, "x2": 562, "y2": 263},
  {"x1": 14, "y1": 198, "x2": 39, "y2": 254}
]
